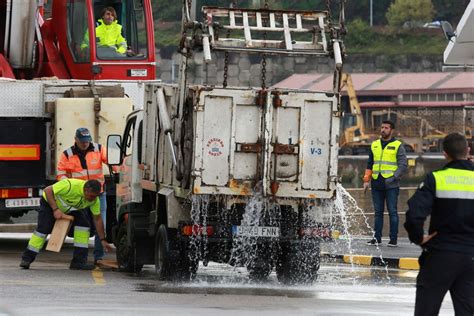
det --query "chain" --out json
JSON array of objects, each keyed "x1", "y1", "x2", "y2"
[
  {"x1": 223, "y1": 52, "x2": 229, "y2": 88},
  {"x1": 260, "y1": 0, "x2": 270, "y2": 89},
  {"x1": 222, "y1": 0, "x2": 236, "y2": 88},
  {"x1": 325, "y1": 0, "x2": 333, "y2": 27}
]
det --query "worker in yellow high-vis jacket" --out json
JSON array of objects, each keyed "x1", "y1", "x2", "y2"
[
  {"x1": 405, "y1": 133, "x2": 474, "y2": 315},
  {"x1": 363, "y1": 120, "x2": 407, "y2": 247},
  {"x1": 20, "y1": 179, "x2": 113, "y2": 270},
  {"x1": 81, "y1": 7, "x2": 129, "y2": 58}
]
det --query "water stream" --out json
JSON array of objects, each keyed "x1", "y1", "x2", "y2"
[{"x1": 188, "y1": 183, "x2": 390, "y2": 283}]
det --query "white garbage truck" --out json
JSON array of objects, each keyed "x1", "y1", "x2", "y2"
[{"x1": 107, "y1": 1, "x2": 346, "y2": 284}]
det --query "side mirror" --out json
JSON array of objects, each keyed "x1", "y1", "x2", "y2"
[
  {"x1": 107, "y1": 134, "x2": 122, "y2": 165},
  {"x1": 441, "y1": 21, "x2": 456, "y2": 41}
]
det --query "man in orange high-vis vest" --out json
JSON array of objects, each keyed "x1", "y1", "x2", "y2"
[{"x1": 57, "y1": 127, "x2": 108, "y2": 265}]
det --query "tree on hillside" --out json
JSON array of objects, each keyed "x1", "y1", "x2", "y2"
[
  {"x1": 386, "y1": 0, "x2": 435, "y2": 28},
  {"x1": 432, "y1": 0, "x2": 470, "y2": 25}
]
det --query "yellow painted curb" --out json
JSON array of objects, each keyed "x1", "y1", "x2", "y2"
[
  {"x1": 343, "y1": 255, "x2": 372, "y2": 265},
  {"x1": 92, "y1": 269, "x2": 106, "y2": 285},
  {"x1": 399, "y1": 258, "x2": 419, "y2": 270}
]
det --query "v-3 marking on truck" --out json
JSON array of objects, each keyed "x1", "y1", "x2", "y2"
[{"x1": 107, "y1": 1, "x2": 346, "y2": 284}]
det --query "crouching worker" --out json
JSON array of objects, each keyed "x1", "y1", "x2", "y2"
[{"x1": 20, "y1": 179, "x2": 113, "y2": 270}]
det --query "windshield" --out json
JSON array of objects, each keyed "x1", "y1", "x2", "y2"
[
  {"x1": 67, "y1": 0, "x2": 90, "y2": 63},
  {"x1": 71, "y1": 0, "x2": 149, "y2": 61}
]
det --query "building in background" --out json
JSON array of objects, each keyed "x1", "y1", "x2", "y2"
[{"x1": 275, "y1": 72, "x2": 474, "y2": 153}]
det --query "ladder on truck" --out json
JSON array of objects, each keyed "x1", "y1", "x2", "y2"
[
  {"x1": 203, "y1": 7, "x2": 330, "y2": 55},
  {"x1": 155, "y1": 1, "x2": 347, "y2": 197},
  {"x1": 179, "y1": 1, "x2": 346, "y2": 92}
]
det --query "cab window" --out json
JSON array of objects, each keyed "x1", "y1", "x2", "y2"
[
  {"x1": 91, "y1": 0, "x2": 148, "y2": 60},
  {"x1": 67, "y1": 0, "x2": 90, "y2": 63},
  {"x1": 123, "y1": 116, "x2": 136, "y2": 157}
]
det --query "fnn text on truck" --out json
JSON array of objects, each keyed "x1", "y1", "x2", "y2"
[
  {"x1": 0, "y1": 0, "x2": 157, "y2": 224},
  {"x1": 107, "y1": 1, "x2": 346, "y2": 284}
]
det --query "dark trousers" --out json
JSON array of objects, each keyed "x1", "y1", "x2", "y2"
[
  {"x1": 415, "y1": 249, "x2": 474, "y2": 316},
  {"x1": 22, "y1": 199, "x2": 92, "y2": 264},
  {"x1": 371, "y1": 187, "x2": 399, "y2": 242}
]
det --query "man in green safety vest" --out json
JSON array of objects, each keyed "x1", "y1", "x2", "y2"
[
  {"x1": 20, "y1": 179, "x2": 113, "y2": 270},
  {"x1": 405, "y1": 133, "x2": 474, "y2": 315},
  {"x1": 363, "y1": 120, "x2": 407, "y2": 247}
]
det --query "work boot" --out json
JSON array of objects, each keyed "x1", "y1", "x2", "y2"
[
  {"x1": 387, "y1": 240, "x2": 398, "y2": 247},
  {"x1": 366, "y1": 238, "x2": 381, "y2": 246},
  {"x1": 69, "y1": 262, "x2": 95, "y2": 270},
  {"x1": 19, "y1": 260, "x2": 31, "y2": 269},
  {"x1": 94, "y1": 258, "x2": 103, "y2": 265}
]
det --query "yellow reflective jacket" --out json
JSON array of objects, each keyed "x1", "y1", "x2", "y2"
[
  {"x1": 433, "y1": 168, "x2": 474, "y2": 199},
  {"x1": 81, "y1": 19, "x2": 127, "y2": 54},
  {"x1": 371, "y1": 139, "x2": 402, "y2": 179},
  {"x1": 43, "y1": 179, "x2": 100, "y2": 215}
]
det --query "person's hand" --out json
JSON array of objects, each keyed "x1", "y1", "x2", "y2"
[
  {"x1": 53, "y1": 209, "x2": 63, "y2": 220},
  {"x1": 101, "y1": 240, "x2": 115, "y2": 252},
  {"x1": 363, "y1": 182, "x2": 370, "y2": 193},
  {"x1": 385, "y1": 176, "x2": 397, "y2": 184},
  {"x1": 126, "y1": 49, "x2": 135, "y2": 57},
  {"x1": 420, "y1": 231, "x2": 437, "y2": 245}
]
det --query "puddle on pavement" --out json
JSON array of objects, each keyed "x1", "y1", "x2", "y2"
[
  {"x1": 133, "y1": 184, "x2": 399, "y2": 294},
  {"x1": 133, "y1": 261, "x2": 415, "y2": 296}
]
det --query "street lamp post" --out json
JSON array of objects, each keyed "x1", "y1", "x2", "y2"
[{"x1": 370, "y1": 0, "x2": 373, "y2": 26}]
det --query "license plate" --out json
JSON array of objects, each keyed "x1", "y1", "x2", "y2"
[
  {"x1": 5, "y1": 198, "x2": 41, "y2": 208},
  {"x1": 232, "y1": 225, "x2": 280, "y2": 237},
  {"x1": 130, "y1": 69, "x2": 147, "y2": 77}
]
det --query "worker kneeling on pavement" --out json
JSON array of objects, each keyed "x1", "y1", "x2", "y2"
[{"x1": 20, "y1": 179, "x2": 113, "y2": 270}]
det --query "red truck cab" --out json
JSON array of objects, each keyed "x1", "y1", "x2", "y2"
[{"x1": 45, "y1": 0, "x2": 156, "y2": 80}]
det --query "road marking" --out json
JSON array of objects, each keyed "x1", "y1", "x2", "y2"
[
  {"x1": 92, "y1": 268, "x2": 106, "y2": 285},
  {"x1": 343, "y1": 255, "x2": 372, "y2": 265},
  {"x1": 399, "y1": 258, "x2": 419, "y2": 270},
  {"x1": 397, "y1": 270, "x2": 418, "y2": 278}
]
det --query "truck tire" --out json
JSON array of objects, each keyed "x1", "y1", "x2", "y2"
[
  {"x1": 154, "y1": 224, "x2": 171, "y2": 280},
  {"x1": 340, "y1": 146, "x2": 353, "y2": 156},
  {"x1": 0, "y1": 213, "x2": 12, "y2": 223},
  {"x1": 247, "y1": 259, "x2": 272, "y2": 282},
  {"x1": 155, "y1": 224, "x2": 198, "y2": 281},
  {"x1": 116, "y1": 223, "x2": 143, "y2": 273},
  {"x1": 276, "y1": 240, "x2": 320, "y2": 285}
]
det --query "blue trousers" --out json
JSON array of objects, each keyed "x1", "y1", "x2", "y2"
[
  {"x1": 371, "y1": 187, "x2": 399, "y2": 242},
  {"x1": 22, "y1": 199, "x2": 90, "y2": 264}
]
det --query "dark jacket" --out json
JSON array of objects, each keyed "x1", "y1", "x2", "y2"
[
  {"x1": 367, "y1": 137, "x2": 408, "y2": 190},
  {"x1": 404, "y1": 160, "x2": 474, "y2": 254}
]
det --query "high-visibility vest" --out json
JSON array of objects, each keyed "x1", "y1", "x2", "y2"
[
  {"x1": 371, "y1": 139, "x2": 402, "y2": 180},
  {"x1": 42, "y1": 179, "x2": 100, "y2": 215},
  {"x1": 56, "y1": 143, "x2": 106, "y2": 191},
  {"x1": 81, "y1": 19, "x2": 127, "y2": 54},
  {"x1": 433, "y1": 168, "x2": 474, "y2": 200}
]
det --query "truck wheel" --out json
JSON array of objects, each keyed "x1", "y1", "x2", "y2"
[
  {"x1": 247, "y1": 259, "x2": 272, "y2": 282},
  {"x1": 340, "y1": 146, "x2": 353, "y2": 155},
  {"x1": 276, "y1": 241, "x2": 320, "y2": 285},
  {"x1": 175, "y1": 248, "x2": 199, "y2": 281},
  {"x1": 154, "y1": 225, "x2": 171, "y2": 280},
  {"x1": 0, "y1": 213, "x2": 12, "y2": 223},
  {"x1": 116, "y1": 223, "x2": 143, "y2": 273},
  {"x1": 155, "y1": 224, "x2": 198, "y2": 281}
]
